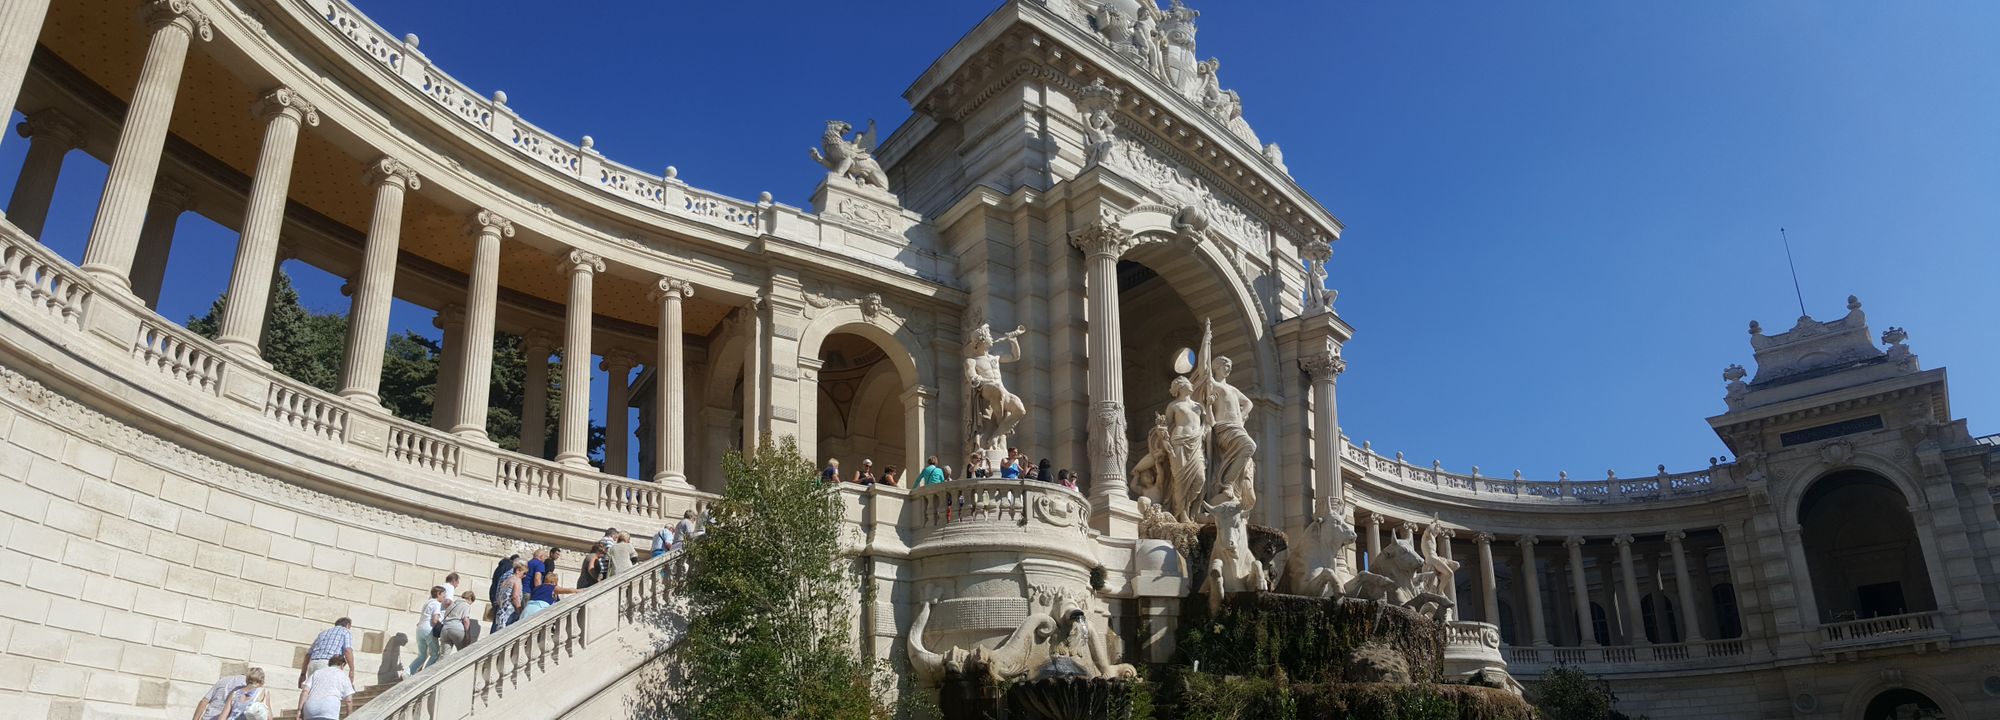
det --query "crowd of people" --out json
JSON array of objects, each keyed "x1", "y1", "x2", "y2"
[
  {"x1": 190, "y1": 511, "x2": 708, "y2": 720},
  {"x1": 822, "y1": 448, "x2": 1081, "y2": 491}
]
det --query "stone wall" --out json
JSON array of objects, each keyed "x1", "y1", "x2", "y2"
[{"x1": 0, "y1": 365, "x2": 535, "y2": 719}]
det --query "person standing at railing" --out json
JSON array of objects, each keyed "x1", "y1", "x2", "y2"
[
  {"x1": 917, "y1": 456, "x2": 946, "y2": 487},
  {"x1": 407, "y1": 586, "x2": 447, "y2": 675},
  {"x1": 493, "y1": 560, "x2": 526, "y2": 632}
]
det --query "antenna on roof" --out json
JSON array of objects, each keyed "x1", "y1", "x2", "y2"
[{"x1": 1780, "y1": 227, "x2": 1807, "y2": 317}]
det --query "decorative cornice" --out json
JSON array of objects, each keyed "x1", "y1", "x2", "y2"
[
  {"x1": 468, "y1": 209, "x2": 515, "y2": 238},
  {"x1": 143, "y1": 0, "x2": 214, "y2": 42},
  {"x1": 365, "y1": 156, "x2": 421, "y2": 190},
  {"x1": 251, "y1": 87, "x2": 320, "y2": 126}
]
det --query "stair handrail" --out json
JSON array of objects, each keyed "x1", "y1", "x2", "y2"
[{"x1": 353, "y1": 546, "x2": 688, "y2": 719}]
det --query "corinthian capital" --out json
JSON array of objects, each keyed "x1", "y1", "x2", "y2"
[
  {"x1": 15, "y1": 110, "x2": 84, "y2": 150},
  {"x1": 561, "y1": 250, "x2": 605, "y2": 275},
  {"x1": 467, "y1": 209, "x2": 515, "y2": 238},
  {"x1": 252, "y1": 87, "x2": 320, "y2": 127},
  {"x1": 1299, "y1": 351, "x2": 1346, "y2": 379},
  {"x1": 143, "y1": 0, "x2": 213, "y2": 42},
  {"x1": 365, "y1": 156, "x2": 421, "y2": 190},
  {"x1": 652, "y1": 277, "x2": 695, "y2": 303},
  {"x1": 1067, "y1": 215, "x2": 1131, "y2": 259}
]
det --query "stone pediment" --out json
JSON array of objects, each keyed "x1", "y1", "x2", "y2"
[{"x1": 1745, "y1": 295, "x2": 1883, "y2": 387}]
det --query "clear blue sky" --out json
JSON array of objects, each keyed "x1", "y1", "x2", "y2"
[{"x1": 6, "y1": 1, "x2": 1994, "y2": 479}]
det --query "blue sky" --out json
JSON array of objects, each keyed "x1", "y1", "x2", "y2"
[{"x1": 6, "y1": 1, "x2": 1994, "y2": 479}]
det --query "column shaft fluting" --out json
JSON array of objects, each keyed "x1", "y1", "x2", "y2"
[
  {"x1": 1615, "y1": 535, "x2": 1648, "y2": 645},
  {"x1": 1669, "y1": 530, "x2": 1705, "y2": 641},
  {"x1": 337, "y1": 160, "x2": 417, "y2": 404},
  {"x1": 519, "y1": 332, "x2": 553, "y2": 458},
  {"x1": 1564, "y1": 536, "x2": 1597, "y2": 646},
  {"x1": 1476, "y1": 533, "x2": 1500, "y2": 626},
  {"x1": 651, "y1": 278, "x2": 693, "y2": 484},
  {"x1": 432, "y1": 306, "x2": 465, "y2": 431},
  {"x1": 1302, "y1": 343, "x2": 1345, "y2": 505},
  {"x1": 555, "y1": 251, "x2": 603, "y2": 468},
  {"x1": 81, "y1": 3, "x2": 210, "y2": 289},
  {"x1": 1084, "y1": 248, "x2": 1127, "y2": 499},
  {"x1": 1367, "y1": 513, "x2": 1383, "y2": 558},
  {"x1": 449, "y1": 212, "x2": 508, "y2": 440},
  {"x1": 602, "y1": 354, "x2": 634, "y2": 476},
  {"x1": 741, "y1": 299, "x2": 765, "y2": 450},
  {"x1": 128, "y1": 179, "x2": 191, "y2": 309},
  {"x1": 1519, "y1": 536, "x2": 1548, "y2": 646},
  {"x1": 216, "y1": 90, "x2": 317, "y2": 358},
  {"x1": 7, "y1": 110, "x2": 83, "y2": 237},
  {"x1": 0, "y1": 0, "x2": 53, "y2": 132}
]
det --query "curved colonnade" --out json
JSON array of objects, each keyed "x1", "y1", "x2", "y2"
[{"x1": 0, "y1": 1, "x2": 1997, "y2": 719}]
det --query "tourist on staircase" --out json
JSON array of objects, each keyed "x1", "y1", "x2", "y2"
[
  {"x1": 608, "y1": 531, "x2": 639, "y2": 576},
  {"x1": 219, "y1": 668, "x2": 270, "y2": 720},
  {"x1": 578, "y1": 545, "x2": 607, "y2": 589},
  {"x1": 298, "y1": 655, "x2": 356, "y2": 720},
  {"x1": 298, "y1": 619, "x2": 355, "y2": 689},
  {"x1": 651, "y1": 522, "x2": 674, "y2": 559},
  {"x1": 193, "y1": 670, "x2": 252, "y2": 720},
  {"x1": 493, "y1": 560, "x2": 527, "y2": 632},
  {"x1": 440, "y1": 590, "x2": 479, "y2": 653},
  {"x1": 407, "y1": 586, "x2": 448, "y2": 675}
]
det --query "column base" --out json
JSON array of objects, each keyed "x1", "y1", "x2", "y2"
[
  {"x1": 1089, "y1": 493, "x2": 1139, "y2": 536},
  {"x1": 339, "y1": 390, "x2": 392, "y2": 412},
  {"x1": 217, "y1": 341, "x2": 271, "y2": 368},
  {"x1": 452, "y1": 426, "x2": 494, "y2": 445},
  {"x1": 555, "y1": 453, "x2": 592, "y2": 470},
  {"x1": 652, "y1": 471, "x2": 692, "y2": 487},
  {"x1": 79, "y1": 264, "x2": 136, "y2": 294}
]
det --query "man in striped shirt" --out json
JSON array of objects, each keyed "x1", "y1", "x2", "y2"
[{"x1": 298, "y1": 618, "x2": 354, "y2": 688}]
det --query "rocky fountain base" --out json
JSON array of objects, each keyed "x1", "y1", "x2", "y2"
[{"x1": 935, "y1": 657, "x2": 1136, "y2": 720}]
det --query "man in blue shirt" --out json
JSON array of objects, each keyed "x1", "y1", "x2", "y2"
[
  {"x1": 297, "y1": 618, "x2": 354, "y2": 688},
  {"x1": 652, "y1": 523, "x2": 673, "y2": 558}
]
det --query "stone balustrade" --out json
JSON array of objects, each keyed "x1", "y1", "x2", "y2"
[
  {"x1": 0, "y1": 221, "x2": 90, "y2": 327},
  {"x1": 1818, "y1": 611, "x2": 1946, "y2": 651},
  {"x1": 1505, "y1": 638, "x2": 1751, "y2": 675},
  {"x1": 1340, "y1": 436, "x2": 1732, "y2": 505},
  {"x1": 905, "y1": 478, "x2": 1095, "y2": 564},
  {"x1": 352, "y1": 549, "x2": 685, "y2": 720}
]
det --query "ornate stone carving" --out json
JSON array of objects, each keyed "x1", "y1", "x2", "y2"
[
  {"x1": 907, "y1": 586, "x2": 1135, "y2": 683},
  {"x1": 1291, "y1": 496, "x2": 1357, "y2": 597},
  {"x1": 1131, "y1": 377, "x2": 1208, "y2": 521},
  {"x1": 653, "y1": 277, "x2": 695, "y2": 302},
  {"x1": 364, "y1": 156, "x2": 421, "y2": 189},
  {"x1": 1195, "y1": 320, "x2": 1256, "y2": 511},
  {"x1": 1067, "y1": 210, "x2": 1133, "y2": 258},
  {"x1": 1203, "y1": 496, "x2": 1266, "y2": 614},
  {"x1": 1077, "y1": 78, "x2": 1122, "y2": 167},
  {"x1": 964, "y1": 323, "x2": 1028, "y2": 457},
  {"x1": 561, "y1": 249, "x2": 604, "y2": 274},
  {"x1": 468, "y1": 209, "x2": 515, "y2": 239},
  {"x1": 809, "y1": 120, "x2": 889, "y2": 190},
  {"x1": 1087, "y1": 400, "x2": 1129, "y2": 488},
  {"x1": 1101, "y1": 131, "x2": 1266, "y2": 247},
  {"x1": 251, "y1": 87, "x2": 320, "y2": 130},
  {"x1": 143, "y1": 0, "x2": 214, "y2": 42}
]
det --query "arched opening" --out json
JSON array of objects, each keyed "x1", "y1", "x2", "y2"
[
  {"x1": 1711, "y1": 583, "x2": 1742, "y2": 639},
  {"x1": 815, "y1": 332, "x2": 908, "y2": 483},
  {"x1": 1641, "y1": 593, "x2": 1680, "y2": 644},
  {"x1": 1799, "y1": 470, "x2": 1937, "y2": 622},
  {"x1": 1862, "y1": 688, "x2": 1943, "y2": 719},
  {"x1": 1587, "y1": 602, "x2": 1610, "y2": 646}
]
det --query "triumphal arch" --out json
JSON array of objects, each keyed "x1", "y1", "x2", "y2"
[{"x1": 0, "y1": 0, "x2": 1995, "y2": 717}]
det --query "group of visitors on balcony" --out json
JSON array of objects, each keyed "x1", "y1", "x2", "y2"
[{"x1": 819, "y1": 449, "x2": 1081, "y2": 491}]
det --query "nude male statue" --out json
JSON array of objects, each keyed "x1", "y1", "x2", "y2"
[{"x1": 964, "y1": 323, "x2": 1027, "y2": 451}]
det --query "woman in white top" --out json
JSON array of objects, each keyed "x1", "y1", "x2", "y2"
[
  {"x1": 298, "y1": 655, "x2": 356, "y2": 719},
  {"x1": 408, "y1": 585, "x2": 446, "y2": 675}
]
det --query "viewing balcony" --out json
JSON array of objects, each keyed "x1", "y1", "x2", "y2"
[
  {"x1": 1503, "y1": 638, "x2": 1753, "y2": 676},
  {"x1": 1817, "y1": 611, "x2": 1948, "y2": 654}
]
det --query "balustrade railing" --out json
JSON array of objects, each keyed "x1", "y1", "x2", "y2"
[
  {"x1": 355, "y1": 549, "x2": 685, "y2": 720},
  {"x1": 496, "y1": 457, "x2": 563, "y2": 500},
  {"x1": 601, "y1": 478, "x2": 665, "y2": 519},
  {"x1": 388, "y1": 425, "x2": 461, "y2": 475},
  {"x1": 133, "y1": 320, "x2": 226, "y2": 395},
  {"x1": 1338, "y1": 437, "x2": 1727, "y2": 504},
  {"x1": 304, "y1": 0, "x2": 776, "y2": 239},
  {"x1": 1503, "y1": 637, "x2": 1754, "y2": 671},
  {"x1": 1819, "y1": 611, "x2": 1943, "y2": 647},
  {"x1": 909, "y1": 478, "x2": 1087, "y2": 529},
  {"x1": 265, "y1": 382, "x2": 351, "y2": 442},
  {"x1": 0, "y1": 227, "x2": 91, "y2": 328}
]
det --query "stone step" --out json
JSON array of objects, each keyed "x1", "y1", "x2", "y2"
[{"x1": 271, "y1": 681, "x2": 397, "y2": 720}]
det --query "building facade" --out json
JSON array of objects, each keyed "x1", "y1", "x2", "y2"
[{"x1": 0, "y1": 0, "x2": 1993, "y2": 718}]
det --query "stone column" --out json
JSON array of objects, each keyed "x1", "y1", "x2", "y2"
[
  {"x1": 648, "y1": 277, "x2": 693, "y2": 484},
  {"x1": 337, "y1": 158, "x2": 419, "y2": 406},
  {"x1": 80, "y1": 1, "x2": 212, "y2": 289},
  {"x1": 1564, "y1": 536, "x2": 1597, "y2": 646},
  {"x1": 902, "y1": 385, "x2": 932, "y2": 481},
  {"x1": 1438, "y1": 528, "x2": 1459, "y2": 619},
  {"x1": 0, "y1": 0, "x2": 53, "y2": 133},
  {"x1": 431, "y1": 306, "x2": 465, "y2": 431},
  {"x1": 1300, "y1": 340, "x2": 1346, "y2": 505},
  {"x1": 555, "y1": 250, "x2": 604, "y2": 468},
  {"x1": 1518, "y1": 536, "x2": 1547, "y2": 646},
  {"x1": 1614, "y1": 535, "x2": 1648, "y2": 646},
  {"x1": 445, "y1": 210, "x2": 510, "y2": 440},
  {"x1": 128, "y1": 178, "x2": 193, "y2": 309},
  {"x1": 1367, "y1": 513, "x2": 1384, "y2": 559},
  {"x1": 601, "y1": 351, "x2": 637, "y2": 477},
  {"x1": 742, "y1": 299, "x2": 766, "y2": 450},
  {"x1": 1069, "y1": 218, "x2": 1134, "y2": 531},
  {"x1": 1668, "y1": 530, "x2": 1705, "y2": 642},
  {"x1": 1475, "y1": 532, "x2": 1500, "y2": 627},
  {"x1": 519, "y1": 330, "x2": 555, "y2": 458},
  {"x1": 215, "y1": 89, "x2": 319, "y2": 359},
  {"x1": 7, "y1": 109, "x2": 84, "y2": 238}
]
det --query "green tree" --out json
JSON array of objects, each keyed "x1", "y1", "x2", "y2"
[
  {"x1": 671, "y1": 436, "x2": 883, "y2": 720},
  {"x1": 187, "y1": 268, "x2": 605, "y2": 462},
  {"x1": 1533, "y1": 666, "x2": 1645, "y2": 720}
]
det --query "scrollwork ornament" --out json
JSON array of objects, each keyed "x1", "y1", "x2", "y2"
[
  {"x1": 143, "y1": 0, "x2": 214, "y2": 42},
  {"x1": 561, "y1": 249, "x2": 604, "y2": 275},
  {"x1": 468, "y1": 209, "x2": 515, "y2": 239},
  {"x1": 365, "y1": 157, "x2": 421, "y2": 190},
  {"x1": 653, "y1": 277, "x2": 695, "y2": 302},
  {"x1": 251, "y1": 87, "x2": 320, "y2": 127}
]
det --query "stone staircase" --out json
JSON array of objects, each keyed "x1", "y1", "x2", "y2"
[{"x1": 274, "y1": 682, "x2": 395, "y2": 720}]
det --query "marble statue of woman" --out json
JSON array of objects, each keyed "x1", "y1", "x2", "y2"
[
  {"x1": 1194, "y1": 320, "x2": 1256, "y2": 512},
  {"x1": 1163, "y1": 375, "x2": 1208, "y2": 521}
]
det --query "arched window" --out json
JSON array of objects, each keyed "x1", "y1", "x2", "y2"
[
  {"x1": 1711, "y1": 583, "x2": 1742, "y2": 639},
  {"x1": 1640, "y1": 594, "x2": 1679, "y2": 644},
  {"x1": 1588, "y1": 602, "x2": 1610, "y2": 646},
  {"x1": 1799, "y1": 470, "x2": 1937, "y2": 622}
]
